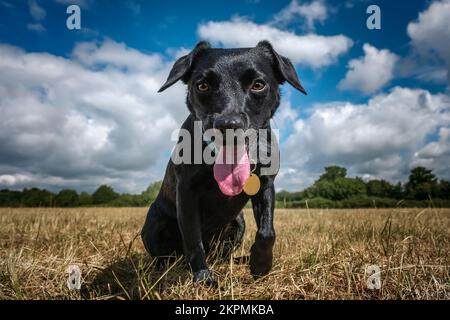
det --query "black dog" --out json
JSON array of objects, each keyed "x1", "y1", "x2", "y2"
[{"x1": 141, "y1": 40, "x2": 306, "y2": 285}]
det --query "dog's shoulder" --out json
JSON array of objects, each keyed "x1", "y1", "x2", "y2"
[{"x1": 180, "y1": 114, "x2": 195, "y2": 132}]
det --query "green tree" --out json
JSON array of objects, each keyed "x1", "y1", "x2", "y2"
[
  {"x1": 437, "y1": 180, "x2": 450, "y2": 199},
  {"x1": 92, "y1": 185, "x2": 119, "y2": 205},
  {"x1": 304, "y1": 167, "x2": 366, "y2": 201},
  {"x1": 318, "y1": 166, "x2": 347, "y2": 182},
  {"x1": 390, "y1": 182, "x2": 404, "y2": 199},
  {"x1": 141, "y1": 181, "x2": 162, "y2": 204},
  {"x1": 110, "y1": 194, "x2": 143, "y2": 207},
  {"x1": 334, "y1": 177, "x2": 367, "y2": 200},
  {"x1": 0, "y1": 189, "x2": 23, "y2": 207},
  {"x1": 21, "y1": 188, "x2": 54, "y2": 207},
  {"x1": 366, "y1": 179, "x2": 394, "y2": 198},
  {"x1": 406, "y1": 167, "x2": 437, "y2": 200},
  {"x1": 55, "y1": 189, "x2": 79, "y2": 207},
  {"x1": 78, "y1": 192, "x2": 93, "y2": 206}
]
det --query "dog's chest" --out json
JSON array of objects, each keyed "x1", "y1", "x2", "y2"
[{"x1": 198, "y1": 180, "x2": 249, "y2": 227}]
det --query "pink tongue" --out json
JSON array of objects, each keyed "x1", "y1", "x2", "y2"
[{"x1": 213, "y1": 144, "x2": 250, "y2": 196}]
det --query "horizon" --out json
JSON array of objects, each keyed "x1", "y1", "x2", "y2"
[{"x1": 0, "y1": 164, "x2": 446, "y2": 195}]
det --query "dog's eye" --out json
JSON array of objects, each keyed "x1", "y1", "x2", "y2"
[
  {"x1": 197, "y1": 81, "x2": 209, "y2": 92},
  {"x1": 251, "y1": 80, "x2": 266, "y2": 92}
]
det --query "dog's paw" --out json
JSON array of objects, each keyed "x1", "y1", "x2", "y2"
[
  {"x1": 249, "y1": 245, "x2": 273, "y2": 279},
  {"x1": 193, "y1": 269, "x2": 218, "y2": 287}
]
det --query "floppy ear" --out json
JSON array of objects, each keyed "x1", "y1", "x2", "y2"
[
  {"x1": 257, "y1": 40, "x2": 307, "y2": 95},
  {"x1": 158, "y1": 41, "x2": 211, "y2": 93}
]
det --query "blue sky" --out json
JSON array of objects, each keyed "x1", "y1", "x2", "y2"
[
  {"x1": 1, "y1": 0, "x2": 441, "y2": 102},
  {"x1": 0, "y1": 0, "x2": 449, "y2": 192}
]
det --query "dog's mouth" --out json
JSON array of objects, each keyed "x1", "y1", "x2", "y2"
[{"x1": 213, "y1": 143, "x2": 250, "y2": 196}]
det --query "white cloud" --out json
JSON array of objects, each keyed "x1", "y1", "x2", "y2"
[
  {"x1": 27, "y1": 22, "x2": 45, "y2": 32},
  {"x1": 407, "y1": 0, "x2": 450, "y2": 63},
  {"x1": 406, "y1": 0, "x2": 450, "y2": 85},
  {"x1": 0, "y1": 174, "x2": 33, "y2": 186},
  {"x1": 165, "y1": 47, "x2": 191, "y2": 59},
  {"x1": 72, "y1": 39, "x2": 163, "y2": 72},
  {"x1": 415, "y1": 127, "x2": 450, "y2": 159},
  {"x1": 27, "y1": 0, "x2": 46, "y2": 32},
  {"x1": 271, "y1": 0, "x2": 328, "y2": 30},
  {"x1": 279, "y1": 87, "x2": 450, "y2": 190},
  {"x1": 338, "y1": 44, "x2": 398, "y2": 95},
  {"x1": 415, "y1": 67, "x2": 449, "y2": 84},
  {"x1": 0, "y1": 41, "x2": 188, "y2": 193},
  {"x1": 412, "y1": 127, "x2": 450, "y2": 178},
  {"x1": 0, "y1": 173, "x2": 77, "y2": 187},
  {"x1": 29, "y1": 0, "x2": 46, "y2": 21},
  {"x1": 197, "y1": 17, "x2": 352, "y2": 68},
  {"x1": 273, "y1": 99, "x2": 298, "y2": 131}
]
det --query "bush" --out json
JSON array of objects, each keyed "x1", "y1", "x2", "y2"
[
  {"x1": 0, "y1": 189, "x2": 23, "y2": 207},
  {"x1": 307, "y1": 197, "x2": 336, "y2": 208},
  {"x1": 22, "y1": 188, "x2": 54, "y2": 207},
  {"x1": 55, "y1": 189, "x2": 79, "y2": 207},
  {"x1": 432, "y1": 199, "x2": 450, "y2": 207},
  {"x1": 109, "y1": 194, "x2": 144, "y2": 207},
  {"x1": 78, "y1": 192, "x2": 93, "y2": 206},
  {"x1": 339, "y1": 196, "x2": 397, "y2": 208},
  {"x1": 92, "y1": 185, "x2": 119, "y2": 205},
  {"x1": 278, "y1": 197, "x2": 337, "y2": 209}
]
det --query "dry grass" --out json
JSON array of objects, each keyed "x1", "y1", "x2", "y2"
[{"x1": 0, "y1": 207, "x2": 449, "y2": 300}]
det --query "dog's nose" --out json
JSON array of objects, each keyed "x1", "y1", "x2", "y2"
[{"x1": 213, "y1": 115, "x2": 245, "y2": 131}]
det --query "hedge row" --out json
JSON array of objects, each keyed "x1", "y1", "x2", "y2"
[{"x1": 275, "y1": 196, "x2": 450, "y2": 209}]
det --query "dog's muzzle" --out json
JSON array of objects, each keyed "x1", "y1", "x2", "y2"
[{"x1": 213, "y1": 114, "x2": 246, "y2": 131}]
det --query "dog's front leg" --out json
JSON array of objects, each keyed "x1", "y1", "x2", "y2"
[
  {"x1": 250, "y1": 178, "x2": 276, "y2": 278},
  {"x1": 176, "y1": 181, "x2": 216, "y2": 286}
]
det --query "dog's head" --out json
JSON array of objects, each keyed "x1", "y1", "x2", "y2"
[{"x1": 158, "y1": 40, "x2": 306, "y2": 131}]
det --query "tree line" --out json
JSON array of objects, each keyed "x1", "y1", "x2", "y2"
[
  {"x1": 0, "y1": 166, "x2": 449, "y2": 208},
  {"x1": 0, "y1": 181, "x2": 162, "y2": 207},
  {"x1": 276, "y1": 166, "x2": 450, "y2": 208}
]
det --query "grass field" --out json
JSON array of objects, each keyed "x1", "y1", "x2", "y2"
[{"x1": 0, "y1": 207, "x2": 449, "y2": 300}]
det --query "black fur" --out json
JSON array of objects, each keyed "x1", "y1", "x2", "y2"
[{"x1": 141, "y1": 40, "x2": 306, "y2": 286}]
